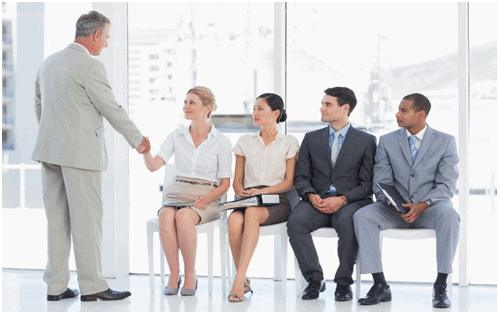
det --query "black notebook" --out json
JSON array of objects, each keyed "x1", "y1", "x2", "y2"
[
  {"x1": 220, "y1": 194, "x2": 280, "y2": 211},
  {"x1": 377, "y1": 183, "x2": 409, "y2": 214}
]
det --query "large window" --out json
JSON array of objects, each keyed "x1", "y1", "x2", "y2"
[
  {"x1": 287, "y1": 2, "x2": 496, "y2": 284},
  {"x1": 127, "y1": 2, "x2": 275, "y2": 276},
  {"x1": 468, "y1": 2, "x2": 497, "y2": 285},
  {"x1": 2, "y1": 2, "x2": 496, "y2": 286}
]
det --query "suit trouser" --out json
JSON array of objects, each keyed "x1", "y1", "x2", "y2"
[
  {"x1": 41, "y1": 162, "x2": 109, "y2": 295},
  {"x1": 287, "y1": 199, "x2": 371, "y2": 286},
  {"x1": 353, "y1": 201, "x2": 460, "y2": 275}
]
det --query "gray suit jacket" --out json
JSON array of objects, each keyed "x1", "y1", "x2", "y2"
[
  {"x1": 32, "y1": 43, "x2": 143, "y2": 171},
  {"x1": 373, "y1": 125, "x2": 459, "y2": 205},
  {"x1": 294, "y1": 126, "x2": 377, "y2": 203}
]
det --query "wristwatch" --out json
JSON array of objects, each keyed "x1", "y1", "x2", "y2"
[
  {"x1": 341, "y1": 196, "x2": 348, "y2": 206},
  {"x1": 425, "y1": 199, "x2": 432, "y2": 207}
]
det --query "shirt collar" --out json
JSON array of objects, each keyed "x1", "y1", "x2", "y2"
[
  {"x1": 251, "y1": 130, "x2": 285, "y2": 141},
  {"x1": 405, "y1": 124, "x2": 427, "y2": 141},
  {"x1": 182, "y1": 124, "x2": 218, "y2": 140},
  {"x1": 329, "y1": 123, "x2": 350, "y2": 138}
]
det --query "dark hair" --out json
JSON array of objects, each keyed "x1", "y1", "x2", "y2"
[
  {"x1": 256, "y1": 93, "x2": 287, "y2": 123},
  {"x1": 324, "y1": 87, "x2": 357, "y2": 116},
  {"x1": 403, "y1": 93, "x2": 431, "y2": 117},
  {"x1": 75, "y1": 10, "x2": 110, "y2": 39}
]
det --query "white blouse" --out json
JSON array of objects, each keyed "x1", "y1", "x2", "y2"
[
  {"x1": 156, "y1": 126, "x2": 233, "y2": 183},
  {"x1": 233, "y1": 131, "x2": 299, "y2": 189}
]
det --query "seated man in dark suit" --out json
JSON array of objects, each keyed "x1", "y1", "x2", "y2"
[{"x1": 287, "y1": 87, "x2": 377, "y2": 301}]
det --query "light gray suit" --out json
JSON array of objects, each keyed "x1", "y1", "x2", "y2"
[
  {"x1": 32, "y1": 43, "x2": 143, "y2": 295},
  {"x1": 353, "y1": 125, "x2": 460, "y2": 275}
]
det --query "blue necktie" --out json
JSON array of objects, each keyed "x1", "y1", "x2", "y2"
[{"x1": 409, "y1": 135, "x2": 418, "y2": 162}]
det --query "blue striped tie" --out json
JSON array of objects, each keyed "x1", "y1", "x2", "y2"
[{"x1": 409, "y1": 135, "x2": 418, "y2": 161}]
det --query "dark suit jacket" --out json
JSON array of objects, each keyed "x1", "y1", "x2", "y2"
[{"x1": 294, "y1": 126, "x2": 377, "y2": 203}]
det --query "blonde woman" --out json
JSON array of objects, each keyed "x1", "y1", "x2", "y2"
[
  {"x1": 143, "y1": 86, "x2": 232, "y2": 296},
  {"x1": 228, "y1": 93, "x2": 299, "y2": 302}
]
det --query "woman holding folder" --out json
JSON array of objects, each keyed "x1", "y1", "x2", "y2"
[
  {"x1": 143, "y1": 86, "x2": 232, "y2": 296},
  {"x1": 228, "y1": 93, "x2": 299, "y2": 302}
]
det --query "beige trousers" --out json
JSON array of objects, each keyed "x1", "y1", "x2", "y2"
[{"x1": 41, "y1": 162, "x2": 109, "y2": 295}]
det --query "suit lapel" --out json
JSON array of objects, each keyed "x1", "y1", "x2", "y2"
[
  {"x1": 413, "y1": 125, "x2": 435, "y2": 168},
  {"x1": 398, "y1": 128, "x2": 413, "y2": 166}
]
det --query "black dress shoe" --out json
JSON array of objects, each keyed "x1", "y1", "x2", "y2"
[
  {"x1": 358, "y1": 284, "x2": 391, "y2": 305},
  {"x1": 47, "y1": 288, "x2": 79, "y2": 301},
  {"x1": 302, "y1": 280, "x2": 326, "y2": 300},
  {"x1": 433, "y1": 285, "x2": 451, "y2": 308},
  {"x1": 335, "y1": 284, "x2": 353, "y2": 301},
  {"x1": 80, "y1": 288, "x2": 131, "y2": 301}
]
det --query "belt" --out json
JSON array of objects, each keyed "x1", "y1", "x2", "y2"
[{"x1": 175, "y1": 178, "x2": 217, "y2": 187}]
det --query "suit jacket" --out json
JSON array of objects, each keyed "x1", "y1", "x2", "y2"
[
  {"x1": 373, "y1": 125, "x2": 459, "y2": 205},
  {"x1": 32, "y1": 43, "x2": 143, "y2": 171},
  {"x1": 294, "y1": 125, "x2": 377, "y2": 203}
]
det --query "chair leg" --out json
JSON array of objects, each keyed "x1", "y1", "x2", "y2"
[
  {"x1": 294, "y1": 257, "x2": 302, "y2": 297},
  {"x1": 280, "y1": 231, "x2": 287, "y2": 296},
  {"x1": 274, "y1": 234, "x2": 282, "y2": 281},
  {"x1": 147, "y1": 222, "x2": 155, "y2": 292},
  {"x1": 355, "y1": 257, "x2": 361, "y2": 299},
  {"x1": 448, "y1": 273, "x2": 453, "y2": 297},
  {"x1": 207, "y1": 228, "x2": 214, "y2": 294},
  {"x1": 219, "y1": 223, "x2": 227, "y2": 295}
]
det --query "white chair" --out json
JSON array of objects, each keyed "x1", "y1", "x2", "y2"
[
  {"x1": 293, "y1": 228, "x2": 362, "y2": 298},
  {"x1": 227, "y1": 189, "x2": 300, "y2": 296},
  {"x1": 146, "y1": 210, "x2": 228, "y2": 294},
  {"x1": 379, "y1": 228, "x2": 452, "y2": 295},
  {"x1": 147, "y1": 162, "x2": 228, "y2": 294}
]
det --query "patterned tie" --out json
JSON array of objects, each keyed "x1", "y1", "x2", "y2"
[
  {"x1": 331, "y1": 132, "x2": 340, "y2": 167},
  {"x1": 409, "y1": 135, "x2": 418, "y2": 162}
]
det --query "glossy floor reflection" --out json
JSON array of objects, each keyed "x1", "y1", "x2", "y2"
[{"x1": 2, "y1": 269, "x2": 496, "y2": 312}]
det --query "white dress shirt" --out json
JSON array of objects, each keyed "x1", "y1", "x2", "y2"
[
  {"x1": 157, "y1": 125, "x2": 233, "y2": 183},
  {"x1": 233, "y1": 131, "x2": 300, "y2": 189}
]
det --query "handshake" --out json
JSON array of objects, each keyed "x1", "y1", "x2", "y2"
[{"x1": 136, "y1": 136, "x2": 151, "y2": 154}]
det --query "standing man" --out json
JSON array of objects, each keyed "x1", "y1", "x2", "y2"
[
  {"x1": 32, "y1": 11, "x2": 150, "y2": 302},
  {"x1": 287, "y1": 87, "x2": 376, "y2": 301},
  {"x1": 354, "y1": 93, "x2": 459, "y2": 308}
]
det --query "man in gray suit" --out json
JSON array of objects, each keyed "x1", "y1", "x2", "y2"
[
  {"x1": 32, "y1": 11, "x2": 150, "y2": 302},
  {"x1": 353, "y1": 93, "x2": 459, "y2": 308},
  {"x1": 287, "y1": 87, "x2": 377, "y2": 301}
]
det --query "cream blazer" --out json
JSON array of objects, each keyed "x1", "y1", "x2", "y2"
[{"x1": 32, "y1": 43, "x2": 143, "y2": 171}]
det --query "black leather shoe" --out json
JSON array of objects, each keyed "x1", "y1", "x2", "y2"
[
  {"x1": 47, "y1": 288, "x2": 79, "y2": 301},
  {"x1": 80, "y1": 288, "x2": 131, "y2": 302},
  {"x1": 358, "y1": 284, "x2": 391, "y2": 305},
  {"x1": 433, "y1": 285, "x2": 451, "y2": 308},
  {"x1": 335, "y1": 284, "x2": 353, "y2": 301},
  {"x1": 302, "y1": 280, "x2": 326, "y2": 300}
]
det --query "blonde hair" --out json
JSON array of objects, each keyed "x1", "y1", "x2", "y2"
[{"x1": 187, "y1": 86, "x2": 217, "y2": 118}]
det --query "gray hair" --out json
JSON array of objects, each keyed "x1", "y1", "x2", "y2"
[{"x1": 75, "y1": 11, "x2": 110, "y2": 39}]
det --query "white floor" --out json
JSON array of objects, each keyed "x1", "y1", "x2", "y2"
[{"x1": 2, "y1": 269, "x2": 496, "y2": 312}]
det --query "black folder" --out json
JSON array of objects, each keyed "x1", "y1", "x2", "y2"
[
  {"x1": 220, "y1": 194, "x2": 280, "y2": 211},
  {"x1": 377, "y1": 183, "x2": 409, "y2": 214}
]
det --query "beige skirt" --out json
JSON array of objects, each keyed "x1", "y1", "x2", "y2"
[{"x1": 159, "y1": 176, "x2": 221, "y2": 224}]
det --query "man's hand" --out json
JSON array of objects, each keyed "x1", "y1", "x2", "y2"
[
  {"x1": 308, "y1": 193, "x2": 324, "y2": 209},
  {"x1": 308, "y1": 194, "x2": 344, "y2": 214},
  {"x1": 316, "y1": 196, "x2": 345, "y2": 214},
  {"x1": 136, "y1": 136, "x2": 151, "y2": 154},
  {"x1": 400, "y1": 202, "x2": 428, "y2": 223}
]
